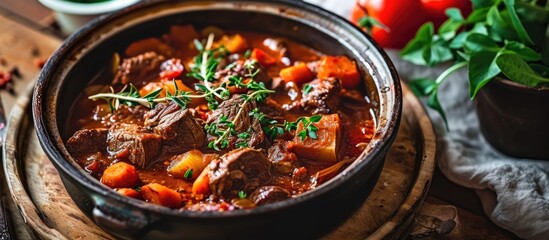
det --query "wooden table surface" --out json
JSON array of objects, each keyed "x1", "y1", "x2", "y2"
[{"x1": 0, "y1": 1, "x2": 520, "y2": 239}]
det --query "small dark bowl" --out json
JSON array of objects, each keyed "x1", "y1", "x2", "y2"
[
  {"x1": 33, "y1": 0, "x2": 402, "y2": 239},
  {"x1": 475, "y1": 77, "x2": 549, "y2": 160}
]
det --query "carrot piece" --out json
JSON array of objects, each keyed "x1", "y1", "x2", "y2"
[
  {"x1": 116, "y1": 188, "x2": 141, "y2": 199},
  {"x1": 216, "y1": 34, "x2": 249, "y2": 53},
  {"x1": 139, "y1": 80, "x2": 193, "y2": 98},
  {"x1": 101, "y1": 162, "x2": 140, "y2": 188},
  {"x1": 192, "y1": 166, "x2": 210, "y2": 196},
  {"x1": 140, "y1": 183, "x2": 182, "y2": 208},
  {"x1": 125, "y1": 38, "x2": 173, "y2": 57},
  {"x1": 317, "y1": 56, "x2": 361, "y2": 88},
  {"x1": 251, "y1": 48, "x2": 276, "y2": 67},
  {"x1": 279, "y1": 63, "x2": 315, "y2": 85},
  {"x1": 165, "y1": 80, "x2": 193, "y2": 94},
  {"x1": 169, "y1": 25, "x2": 199, "y2": 48}
]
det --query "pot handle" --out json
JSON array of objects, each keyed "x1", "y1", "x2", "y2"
[{"x1": 92, "y1": 196, "x2": 153, "y2": 239}]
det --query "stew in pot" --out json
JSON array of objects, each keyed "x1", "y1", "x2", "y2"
[{"x1": 65, "y1": 25, "x2": 377, "y2": 211}]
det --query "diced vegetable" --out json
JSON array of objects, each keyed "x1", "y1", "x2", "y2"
[
  {"x1": 317, "y1": 56, "x2": 361, "y2": 88},
  {"x1": 279, "y1": 63, "x2": 315, "y2": 85},
  {"x1": 101, "y1": 162, "x2": 140, "y2": 188},
  {"x1": 291, "y1": 114, "x2": 341, "y2": 163},
  {"x1": 116, "y1": 188, "x2": 141, "y2": 199},
  {"x1": 159, "y1": 58, "x2": 184, "y2": 80},
  {"x1": 169, "y1": 25, "x2": 199, "y2": 48},
  {"x1": 167, "y1": 150, "x2": 206, "y2": 180},
  {"x1": 139, "y1": 80, "x2": 193, "y2": 99},
  {"x1": 216, "y1": 34, "x2": 249, "y2": 53},
  {"x1": 251, "y1": 48, "x2": 276, "y2": 67},
  {"x1": 124, "y1": 38, "x2": 173, "y2": 57},
  {"x1": 140, "y1": 183, "x2": 182, "y2": 208},
  {"x1": 192, "y1": 166, "x2": 211, "y2": 196}
]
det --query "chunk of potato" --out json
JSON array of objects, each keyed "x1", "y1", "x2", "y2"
[
  {"x1": 167, "y1": 150, "x2": 205, "y2": 180},
  {"x1": 291, "y1": 114, "x2": 341, "y2": 163}
]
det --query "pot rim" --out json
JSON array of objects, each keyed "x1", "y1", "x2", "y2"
[
  {"x1": 33, "y1": 0, "x2": 402, "y2": 219},
  {"x1": 494, "y1": 76, "x2": 549, "y2": 92}
]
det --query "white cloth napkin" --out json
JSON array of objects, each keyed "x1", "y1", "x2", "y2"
[{"x1": 306, "y1": 0, "x2": 549, "y2": 239}]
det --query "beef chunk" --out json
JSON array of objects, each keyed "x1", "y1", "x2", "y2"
[
  {"x1": 144, "y1": 102, "x2": 206, "y2": 154},
  {"x1": 250, "y1": 186, "x2": 291, "y2": 205},
  {"x1": 107, "y1": 123, "x2": 162, "y2": 168},
  {"x1": 267, "y1": 141, "x2": 298, "y2": 175},
  {"x1": 66, "y1": 128, "x2": 108, "y2": 155},
  {"x1": 215, "y1": 59, "x2": 271, "y2": 86},
  {"x1": 144, "y1": 101, "x2": 180, "y2": 126},
  {"x1": 284, "y1": 77, "x2": 341, "y2": 114},
  {"x1": 258, "y1": 98, "x2": 285, "y2": 120},
  {"x1": 206, "y1": 95, "x2": 265, "y2": 149},
  {"x1": 208, "y1": 148, "x2": 271, "y2": 199},
  {"x1": 113, "y1": 51, "x2": 166, "y2": 86}
]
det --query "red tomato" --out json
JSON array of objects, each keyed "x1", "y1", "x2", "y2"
[
  {"x1": 351, "y1": 0, "x2": 472, "y2": 49},
  {"x1": 251, "y1": 48, "x2": 277, "y2": 67},
  {"x1": 422, "y1": 0, "x2": 473, "y2": 28},
  {"x1": 159, "y1": 58, "x2": 184, "y2": 80}
]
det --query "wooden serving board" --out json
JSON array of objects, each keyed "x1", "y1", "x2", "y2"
[{"x1": 3, "y1": 80, "x2": 436, "y2": 240}]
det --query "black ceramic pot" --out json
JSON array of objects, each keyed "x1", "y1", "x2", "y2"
[
  {"x1": 475, "y1": 77, "x2": 549, "y2": 160},
  {"x1": 33, "y1": 0, "x2": 402, "y2": 239}
]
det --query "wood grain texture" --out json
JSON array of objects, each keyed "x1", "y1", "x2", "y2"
[
  {"x1": 0, "y1": 13, "x2": 62, "y2": 240},
  {"x1": 3, "y1": 82, "x2": 436, "y2": 239},
  {"x1": 4, "y1": 84, "x2": 115, "y2": 240},
  {"x1": 0, "y1": 14, "x2": 60, "y2": 114}
]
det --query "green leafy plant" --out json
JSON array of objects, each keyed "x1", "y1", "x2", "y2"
[{"x1": 400, "y1": 0, "x2": 549, "y2": 127}]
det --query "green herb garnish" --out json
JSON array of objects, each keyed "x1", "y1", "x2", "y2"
[
  {"x1": 303, "y1": 84, "x2": 313, "y2": 94},
  {"x1": 295, "y1": 115, "x2": 321, "y2": 141},
  {"x1": 203, "y1": 58, "x2": 275, "y2": 150},
  {"x1": 184, "y1": 169, "x2": 193, "y2": 180},
  {"x1": 250, "y1": 108, "x2": 321, "y2": 141},
  {"x1": 238, "y1": 191, "x2": 247, "y2": 199}
]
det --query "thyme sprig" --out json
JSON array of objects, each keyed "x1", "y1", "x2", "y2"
[
  {"x1": 250, "y1": 108, "x2": 322, "y2": 141},
  {"x1": 90, "y1": 80, "x2": 203, "y2": 110},
  {"x1": 188, "y1": 33, "x2": 231, "y2": 109}
]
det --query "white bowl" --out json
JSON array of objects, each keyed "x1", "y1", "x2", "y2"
[{"x1": 38, "y1": 0, "x2": 141, "y2": 35}]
